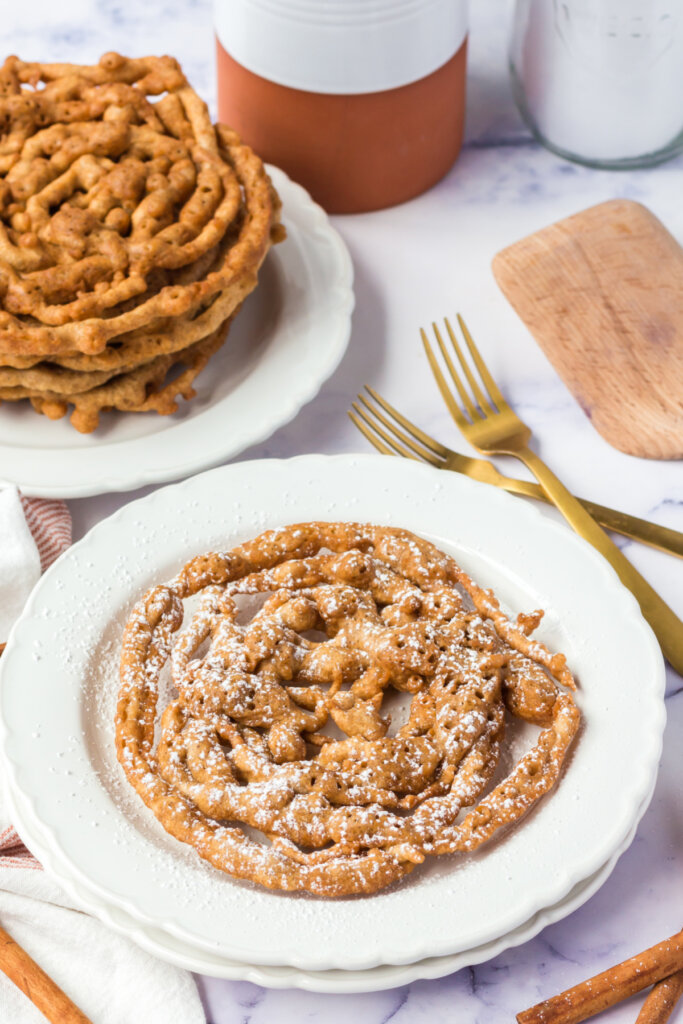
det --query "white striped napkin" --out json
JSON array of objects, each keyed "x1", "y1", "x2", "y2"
[{"x1": 0, "y1": 486, "x2": 71, "y2": 865}]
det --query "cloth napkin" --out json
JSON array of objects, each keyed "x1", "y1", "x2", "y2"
[{"x1": 0, "y1": 486, "x2": 205, "y2": 1024}]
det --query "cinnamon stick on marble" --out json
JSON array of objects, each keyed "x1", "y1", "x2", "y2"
[
  {"x1": 635, "y1": 970, "x2": 683, "y2": 1024},
  {"x1": 0, "y1": 923, "x2": 92, "y2": 1024},
  {"x1": 516, "y1": 928, "x2": 683, "y2": 1024}
]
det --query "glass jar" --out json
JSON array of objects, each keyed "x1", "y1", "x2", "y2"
[{"x1": 509, "y1": 0, "x2": 683, "y2": 168}]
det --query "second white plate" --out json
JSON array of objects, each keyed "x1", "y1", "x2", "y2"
[
  {"x1": 0, "y1": 455, "x2": 665, "y2": 971},
  {"x1": 6, "y1": 771, "x2": 648, "y2": 993}
]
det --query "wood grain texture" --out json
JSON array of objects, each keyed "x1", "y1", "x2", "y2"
[
  {"x1": 0, "y1": 923, "x2": 92, "y2": 1023},
  {"x1": 492, "y1": 199, "x2": 683, "y2": 459}
]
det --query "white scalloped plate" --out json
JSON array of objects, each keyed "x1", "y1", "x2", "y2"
[
  {"x1": 0, "y1": 455, "x2": 665, "y2": 972},
  {"x1": 5, "y1": 770, "x2": 649, "y2": 992},
  {"x1": 0, "y1": 168, "x2": 353, "y2": 498}
]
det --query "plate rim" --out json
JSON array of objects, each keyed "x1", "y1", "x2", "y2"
[
  {"x1": 0, "y1": 454, "x2": 667, "y2": 969},
  {"x1": 4, "y1": 771, "x2": 650, "y2": 993},
  {"x1": 0, "y1": 167, "x2": 354, "y2": 498}
]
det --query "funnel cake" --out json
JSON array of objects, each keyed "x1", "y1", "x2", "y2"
[
  {"x1": 0, "y1": 317, "x2": 234, "y2": 433},
  {"x1": 116, "y1": 522, "x2": 580, "y2": 898},
  {"x1": 0, "y1": 53, "x2": 283, "y2": 430}
]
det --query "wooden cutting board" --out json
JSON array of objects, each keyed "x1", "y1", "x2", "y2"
[{"x1": 492, "y1": 199, "x2": 683, "y2": 459}]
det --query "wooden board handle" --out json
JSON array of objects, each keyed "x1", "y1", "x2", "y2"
[{"x1": 0, "y1": 923, "x2": 92, "y2": 1023}]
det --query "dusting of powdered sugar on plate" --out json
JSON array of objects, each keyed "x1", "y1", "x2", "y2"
[{"x1": 0, "y1": 455, "x2": 664, "y2": 970}]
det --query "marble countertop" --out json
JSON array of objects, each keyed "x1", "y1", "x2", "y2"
[{"x1": 15, "y1": 1, "x2": 683, "y2": 1021}]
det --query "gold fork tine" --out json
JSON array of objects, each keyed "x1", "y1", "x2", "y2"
[
  {"x1": 365, "y1": 386, "x2": 450, "y2": 459},
  {"x1": 420, "y1": 328, "x2": 472, "y2": 429},
  {"x1": 429, "y1": 323, "x2": 481, "y2": 421},
  {"x1": 350, "y1": 404, "x2": 423, "y2": 463},
  {"x1": 351, "y1": 400, "x2": 443, "y2": 467},
  {"x1": 443, "y1": 317, "x2": 495, "y2": 415},
  {"x1": 455, "y1": 313, "x2": 506, "y2": 410},
  {"x1": 347, "y1": 409, "x2": 397, "y2": 457},
  {"x1": 357, "y1": 397, "x2": 442, "y2": 464}
]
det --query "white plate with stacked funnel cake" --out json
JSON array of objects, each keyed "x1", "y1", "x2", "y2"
[
  {"x1": 0, "y1": 455, "x2": 665, "y2": 975},
  {"x1": 0, "y1": 54, "x2": 352, "y2": 497}
]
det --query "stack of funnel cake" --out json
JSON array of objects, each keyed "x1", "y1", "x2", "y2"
[{"x1": 0, "y1": 53, "x2": 284, "y2": 432}]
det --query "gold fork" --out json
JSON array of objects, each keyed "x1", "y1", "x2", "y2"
[
  {"x1": 348, "y1": 388, "x2": 683, "y2": 558},
  {"x1": 421, "y1": 314, "x2": 683, "y2": 674}
]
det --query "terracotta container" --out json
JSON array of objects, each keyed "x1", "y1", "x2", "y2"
[{"x1": 215, "y1": 0, "x2": 469, "y2": 214}]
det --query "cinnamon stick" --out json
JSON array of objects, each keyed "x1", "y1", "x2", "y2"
[
  {"x1": 636, "y1": 970, "x2": 683, "y2": 1024},
  {"x1": 516, "y1": 928, "x2": 683, "y2": 1024},
  {"x1": 0, "y1": 923, "x2": 92, "y2": 1023}
]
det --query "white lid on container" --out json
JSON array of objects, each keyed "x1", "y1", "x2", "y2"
[{"x1": 215, "y1": 0, "x2": 469, "y2": 94}]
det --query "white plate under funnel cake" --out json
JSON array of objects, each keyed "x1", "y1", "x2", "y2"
[
  {"x1": 0, "y1": 167, "x2": 353, "y2": 498},
  {"x1": 5, "y1": 768, "x2": 650, "y2": 993},
  {"x1": 0, "y1": 455, "x2": 665, "y2": 971}
]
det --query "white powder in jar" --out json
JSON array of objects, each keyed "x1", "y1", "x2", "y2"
[{"x1": 510, "y1": 0, "x2": 683, "y2": 164}]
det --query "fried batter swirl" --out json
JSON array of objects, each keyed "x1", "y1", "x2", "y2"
[{"x1": 116, "y1": 522, "x2": 579, "y2": 897}]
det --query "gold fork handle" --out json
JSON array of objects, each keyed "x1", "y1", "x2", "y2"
[
  {"x1": 519, "y1": 447, "x2": 683, "y2": 675},
  {"x1": 498, "y1": 478, "x2": 683, "y2": 558}
]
